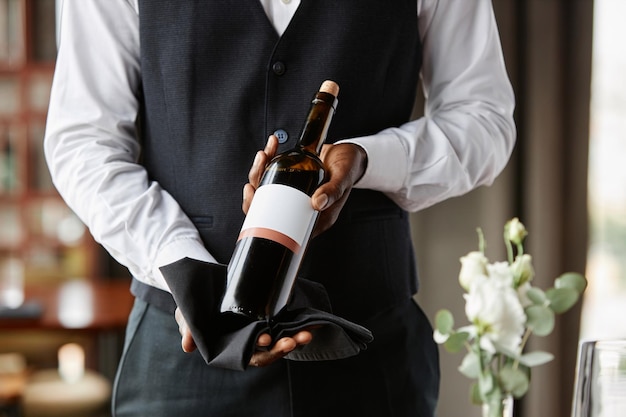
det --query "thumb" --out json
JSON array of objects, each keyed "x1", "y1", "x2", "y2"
[{"x1": 181, "y1": 328, "x2": 197, "y2": 353}]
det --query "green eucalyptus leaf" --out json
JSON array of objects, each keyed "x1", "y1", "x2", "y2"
[
  {"x1": 518, "y1": 351, "x2": 555, "y2": 367},
  {"x1": 525, "y1": 305, "x2": 555, "y2": 336},
  {"x1": 546, "y1": 287, "x2": 579, "y2": 314},
  {"x1": 435, "y1": 309, "x2": 454, "y2": 334},
  {"x1": 470, "y1": 382, "x2": 483, "y2": 405},
  {"x1": 479, "y1": 371, "x2": 495, "y2": 398},
  {"x1": 555, "y1": 272, "x2": 587, "y2": 294},
  {"x1": 526, "y1": 287, "x2": 547, "y2": 305},
  {"x1": 459, "y1": 351, "x2": 481, "y2": 379},
  {"x1": 499, "y1": 366, "x2": 529, "y2": 398},
  {"x1": 518, "y1": 363, "x2": 532, "y2": 390},
  {"x1": 444, "y1": 331, "x2": 470, "y2": 353},
  {"x1": 482, "y1": 386, "x2": 502, "y2": 408}
]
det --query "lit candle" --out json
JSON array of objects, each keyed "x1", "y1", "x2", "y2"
[
  {"x1": 58, "y1": 280, "x2": 93, "y2": 328},
  {"x1": 58, "y1": 343, "x2": 85, "y2": 384},
  {"x1": 0, "y1": 258, "x2": 24, "y2": 309}
]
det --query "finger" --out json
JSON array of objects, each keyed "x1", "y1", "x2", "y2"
[
  {"x1": 312, "y1": 191, "x2": 330, "y2": 212},
  {"x1": 272, "y1": 337, "x2": 298, "y2": 353},
  {"x1": 181, "y1": 329, "x2": 197, "y2": 353},
  {"x1": 311, "y1": 187, "x2": 351, "y2": 237},
  {"x1": 174, "y1": 308, "x2": 184, "y2": 333},
  {"x1": 249, "y1": 350, "x2": 277, "y2": 368},
  {"x1": 175, "y1": 308, "x2": 197, "y2": 353},
  {"x1": 242, "y1": 183, "x2": 256, "y2": 214},
  {"x1": 249, "y1": 330, "x2": 314, "y2": 367},
  {"x1": 310, "y1": 175, "x2": 350, "y2": 235},
  {"x1": 256, "y1": 333, "x2": 272, "y2": 348},
  {"x1": 310, "y1": 144, "x2": 367, "y2": 235},
  {"x1": 174, "y1": 308, "x2": 188, "y2": 339},
  {"x1": 248, "y1": 150, "x2": 267, "y2": 189},
  {"x1": 264, "y1": 134, "x2": 279, "y2": 156},
  {"x1": 291, "y1": 330, "x2": 313, "y2": 346},
  {"x1": 250, "y1": 338, "x2": 297, "y2": 367},
  {"x1": 313, "y1": 144, "x2": 361, "y2": 211},
  {"x1": 248, "y1": 135, "x2": 280, "y2": 188},
  {"x1": 312, "y1": 180, "x2": 349, "y2": 214}
]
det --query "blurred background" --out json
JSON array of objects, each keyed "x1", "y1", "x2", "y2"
[
  {"x1": 1, "y1": 2, "x2": 134, "y2": 416},
  {"x1": 0, "y1": 1, "x2": 624, "y2": 417}
]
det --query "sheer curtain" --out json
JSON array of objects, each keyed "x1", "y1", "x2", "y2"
[{"x1": 411, "y1": 1, "x2": 593, "y2": 417}]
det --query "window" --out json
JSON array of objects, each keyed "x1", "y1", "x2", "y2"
[{"x1": 580, "y1": 0, "x2": 626, "y2": 340}]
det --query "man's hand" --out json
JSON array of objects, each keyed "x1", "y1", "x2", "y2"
[
  {"x1": 174, "y1": 307, "x2": 313, "y2": 367},
  {"x1": 313, "y1": 139, "x2": 367, "y2": 236},
  {"x1": 243, "y1": 135, "x2": 368, "y2": 236},
  {"x1": 248, "y1": 331, "x2": 313, "y2": 367},
  {"x1": 200, "y1": 135, "x2": 366, "y2": 367}
]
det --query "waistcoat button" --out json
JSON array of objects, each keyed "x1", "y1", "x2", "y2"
[
  {"x1": 272, "y1": 61, "x2": 286, "y2": 76},
  {"x1": 273, "y1": 129, "x2": 289, "y2": 143}
]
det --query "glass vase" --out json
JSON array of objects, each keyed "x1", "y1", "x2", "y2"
[{"x1": 482, "y1": 394, "x2": 514, "y2": 417}]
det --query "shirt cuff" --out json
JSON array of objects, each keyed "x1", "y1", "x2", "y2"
[
  {"x1": 335, "y1": 132, "x2": 408, "y2": 192},
  {"x1": 150, "y1": 238, "x2": 218, "y2": 292}
]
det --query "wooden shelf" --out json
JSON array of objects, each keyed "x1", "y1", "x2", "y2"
[{"x1": 0, "y1": 0, "x2": 100, "y2": 281}]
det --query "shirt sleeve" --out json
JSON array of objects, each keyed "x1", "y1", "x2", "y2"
[
  {"x1": 337, "y1": 0, "x2": 517, "y2": 212},
  {"x1": 44, "y1": 0, "x2": 216, "y2": 292}
]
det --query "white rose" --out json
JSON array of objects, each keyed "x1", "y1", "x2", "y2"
[
  {"x1": 459, "y1": 251, "x2": 488, "y2": 291},
  {"x1": 512, "y1": 254, "x2": 535, "y2": 286},
  {"x1": 486, "y1": 261, "x2": 515, "y2": 288},
  {"x1": 506, "y1": 217, "x2": 528, "y2": 245},
  {"x1": 464, "y1": 275, "x2": 526, "y2": 354},
  {"x1": 517, "y1": 282, "x2": 533, "y2": 308},
  {"x1": 433, "y1": 330, "x2": 449, "y2": 344}
]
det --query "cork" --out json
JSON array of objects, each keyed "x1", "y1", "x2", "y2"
[{"x1": 320, "y1": 80, "x2": 339, "y2": 97}]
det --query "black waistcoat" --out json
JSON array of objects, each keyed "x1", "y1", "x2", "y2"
[{"x1": 138, "y1": 0, "x2": 422, "y2": 322}]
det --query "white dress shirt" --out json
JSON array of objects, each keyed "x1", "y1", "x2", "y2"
[{"x1": 45, "y1": 0, "x2": 516, "y2": 292}]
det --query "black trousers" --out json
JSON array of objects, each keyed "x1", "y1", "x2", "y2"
[{"x1": 111, "y1": 297, "x2": 439, "y2": 417}]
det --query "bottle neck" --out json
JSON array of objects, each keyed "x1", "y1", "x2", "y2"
[{"x1": 297, "y1": 91, "x2": 338, "y2": 155}]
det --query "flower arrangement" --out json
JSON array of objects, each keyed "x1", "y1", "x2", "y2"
[{"x1": 434, "y1": 218, "x2": 587, "y2": 417}]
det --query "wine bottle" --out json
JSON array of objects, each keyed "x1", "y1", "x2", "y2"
[{"x1": 220, "y1": 80, "x2": 339, "y2": 320}]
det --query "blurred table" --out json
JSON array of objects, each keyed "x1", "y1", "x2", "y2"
[
  {"x1": 22, "y1": 369, "x2": 111, "y2": 417},
  {"x1": 0, "y1": 280, "x2": 134, "y2": 381},
  {"x1": 0, "y1": 280, "x2": 133, "y2": 331},
  {"x1": 0, "y1": 369, "x2": 29, "y2": 416}
]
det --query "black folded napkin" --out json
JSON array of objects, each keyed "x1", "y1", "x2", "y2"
[{"x1": 160, "y1": 258, "x2": 373, "y2": 371}]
